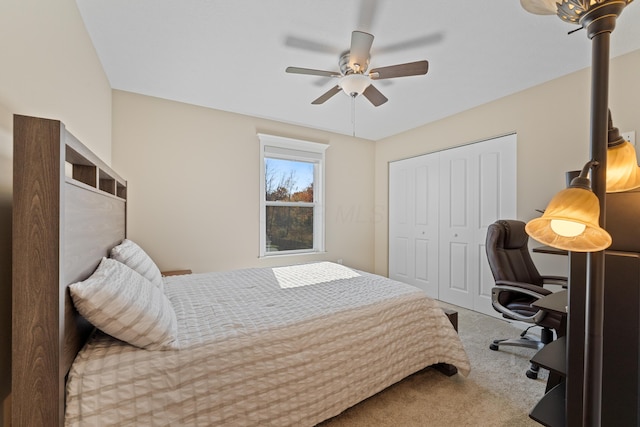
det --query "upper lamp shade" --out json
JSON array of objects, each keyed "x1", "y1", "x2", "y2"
[
  {"x1": 607, "y1": 140, "x2": 640, "y2": 192},
  {"x1": 525, "y1": 187, "x2": 612, "y2": 252},
  {"x1": 520, "y1": 0, "x2": 558, "y2": 15}
]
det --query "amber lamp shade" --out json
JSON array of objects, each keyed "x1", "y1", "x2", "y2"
[
  {"x1": 607, "y1": 140, "x2": 640, "y2": 192},
  {"x1": 526, "y1": 185, "x2": 612, "y2": 252},
  {"x1": 606, "y1": 109, "x2": 640, "y2": 192}
]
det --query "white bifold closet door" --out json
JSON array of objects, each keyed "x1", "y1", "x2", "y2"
[
  {"x1": 389, "y1": 134, "x2": 516, "y2": 316},
  {"x1": 389, "y1": 154, "x2": 440, "y2": 297}
]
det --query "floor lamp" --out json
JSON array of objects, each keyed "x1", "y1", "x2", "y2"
[{"x1": 521, "y1": 0, "x2": 636, "y2": 425}]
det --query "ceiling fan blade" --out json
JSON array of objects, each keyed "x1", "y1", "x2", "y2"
[
  {"x1": 284, "y1": 35, "x2": 341, "y2": 55},
  {"x1": 362, "y1": 85, "x2": 388, "y2": 107},
  {"x1": 374, "y1": 32, "x2": 444, "y2": 55},
  {"x1": 312, "y1": 85, "x2": 342, "y2": 105},
  {"x1": 286, "y1": 67, "x2": 342, "y2": 78},
  {"x1": 369, "y1": 60, "x2": 429, "y2": 80},
  {"x1": 357, "y1": 0, "x2": 379, "y2": 32},
  {"x1": 349, "y1": 31, "x2": 374, "y2": 72}
]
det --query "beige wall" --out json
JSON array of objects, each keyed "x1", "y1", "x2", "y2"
[
  {"x1": 374, "y1": 49, "x2": 640, "y2": 277},
  {"x1": 0, "y1": 0, "x2": 113, "y2": 424},
  {"x1": 112, "y1": 90, "x2": 376, "y2": 274}
]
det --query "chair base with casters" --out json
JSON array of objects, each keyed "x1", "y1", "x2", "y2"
[{"x1": 490, "y1": 325, "x2": 554, "y2": 379}]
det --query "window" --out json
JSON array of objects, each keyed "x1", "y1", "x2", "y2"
[{"x1": 258, "y1": 134, "x2": 328, "y2": 257}]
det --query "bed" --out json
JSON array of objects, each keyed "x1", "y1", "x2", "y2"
[{"x1": 11, "y1": 115, "x2": 470, "y2": 426}]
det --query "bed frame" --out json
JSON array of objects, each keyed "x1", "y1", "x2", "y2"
[
  {"x1": 10, "y1": 115, "x2": 460, "y2": 426},
  {"x1": 11, "y1": 115, "x2": 127, "y2": 426}
]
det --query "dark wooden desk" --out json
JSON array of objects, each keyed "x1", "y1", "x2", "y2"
[
  {"x1": 529, "y1": 287, "x2": 569, "y2": 425},
  {"x1": 531, "y1": 249, "x2": 640, "y2": 426},
  {"x1": 532, "y1": 290, "x2": 568, "y2": 392},
  {"x1": 533, "y1": 289, "x2": 567, "y2": 332},
  {"x1": 532, "y1": 289, "x2": 567, "y2": 312},
  {"x1": 532, "y1": 290, "x2": 567, "y2": 316}
]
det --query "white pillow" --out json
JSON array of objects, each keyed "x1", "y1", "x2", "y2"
[
  {"x1": 110, "y1": 239, "x2": 164, "y2": 292},
  {"x1": 70, "y1": 257, "x2": 178, "y2": 350}
]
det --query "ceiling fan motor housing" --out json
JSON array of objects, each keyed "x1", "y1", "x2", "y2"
[{"x1": 339, "y1": 51, "x2": 369, "y2": 75}]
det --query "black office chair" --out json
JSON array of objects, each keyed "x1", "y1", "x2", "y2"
[{"x1": 485, "y1": 219, "x2": 567, "y2": 379}]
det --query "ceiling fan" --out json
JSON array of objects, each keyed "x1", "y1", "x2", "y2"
[{"x1": 286, "y1": 30, "x2": 429, "y2": 107}]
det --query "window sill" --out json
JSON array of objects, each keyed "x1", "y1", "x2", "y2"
[{"x1": 259, "y1": 250, "x2": 327, "y2": 259}]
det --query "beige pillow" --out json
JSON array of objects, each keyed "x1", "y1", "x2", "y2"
[
  {"x1": 70, "y1": 257, "x2": 178, "y2": 350},
  {"x1": 110, "y1": 239, "x2": 164, "y2": 292}
]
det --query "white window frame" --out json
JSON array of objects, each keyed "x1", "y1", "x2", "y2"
[{"x1": 258, "y1": 133, "x2": 328, "y2": 257}]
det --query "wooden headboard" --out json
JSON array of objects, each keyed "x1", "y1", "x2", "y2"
[{"x1": 12, "y1": 115, "x2": 127, "y2": 426}]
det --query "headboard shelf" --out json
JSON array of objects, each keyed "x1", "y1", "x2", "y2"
[
  {"x1": 65, "y1": 176, "x2": 127, "y2": 202},
  {"x1": 12, "y1": 115, "x2": 128, "y2": 426},
  {"x1": 99, "y1": 170, "x2": 116, "y2": 195},
  {"x1": 65, "y1": 135, "x2": 127, "y2": 200},
  {"x1": 116, "y1": 181, "x2": 127, "y2": 199}
]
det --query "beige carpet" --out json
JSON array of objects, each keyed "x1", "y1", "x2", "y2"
[{"x1": 319, "y1": 302, "x2": 549, "y2": 427}]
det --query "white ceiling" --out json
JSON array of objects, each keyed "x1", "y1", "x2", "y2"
[{"x1": 76, "y1": 0, "x2": 640, "y2": 141}]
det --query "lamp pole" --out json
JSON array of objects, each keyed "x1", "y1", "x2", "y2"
[
  {"x1": 583, "y1": 29, "x2": 608, "y2": 426},
  {"x1": 522, "y1": 1, "x2": 633, "y2": 424},
  {"x1": 577, "y1": 2, "x2": 628, "y2": 425}
]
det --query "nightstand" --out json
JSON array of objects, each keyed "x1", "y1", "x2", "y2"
[{"x1": 161, "y1": 269, "x2": 192, "y2": 277}]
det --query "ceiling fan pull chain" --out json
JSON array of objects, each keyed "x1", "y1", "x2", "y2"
[{"x1": 351, "y1": 94, "x2": 356, "y2": 137}]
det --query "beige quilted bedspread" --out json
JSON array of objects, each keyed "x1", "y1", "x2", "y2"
[{"x1": 65, "y1": 262, "x2": 469, "y2": 426}]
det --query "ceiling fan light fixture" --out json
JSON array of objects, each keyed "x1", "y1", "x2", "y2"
[{"x1": 339, "y1": 74, "x2": 371, "y2": 97}]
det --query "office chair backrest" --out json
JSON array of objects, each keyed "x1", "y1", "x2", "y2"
[{"x1": 485, "y1": 219, "x2": 543, "y2": 286}]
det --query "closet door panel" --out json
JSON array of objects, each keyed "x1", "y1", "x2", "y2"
[
  {"x1": 479, "y1": 247, "x2": 495, "y2": 301},
  {"x1": 412, "y1": 156, "x2": 439, "y2": 297},
  {"x1": 479, "y1": 151, "x2": 500, "y2": 226},
  {"x1": 414, "y1": 238, "x2": 429, "y2": 282},
  {"x1": 449, "y1": 158, "x2": 468, "y2": 227},
  {"x1": 439, "y1": 147, "x2": 475, "y2": 308},
  {"x1": 392, "y1": 237, "x2": 409, "y2": 278},
  {"x1": 474, "y1": 150, "x2": 501, "y2": 314},
  {"x1": 415, "y1": 164, "x2": 429, "y2": 226},
  {"x1": 474, "y1": 135, "x2": 517, "y2": 315},
  {"x1": 389, "y1": 163, "x2": 412, "y2": 282},
  {"x1": 389, "y1": 155, "x2": 439, "y2": 298},
  {"x1": 448, "y1": 242, "x2": 469, "y2": 291}
]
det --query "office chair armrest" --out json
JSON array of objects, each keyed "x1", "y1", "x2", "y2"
[
  {"x1": 494, "y1": 280, "x2": 553, "y2": 296},
  {"x1": 541, "y1": 275, "x2": 569, "y2": 287},
  {"x1": 492, "y1": 283, "x2": 551, "y2": 323}
]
